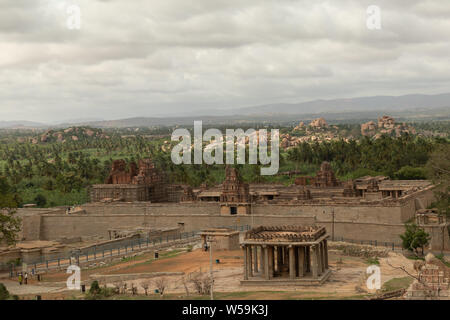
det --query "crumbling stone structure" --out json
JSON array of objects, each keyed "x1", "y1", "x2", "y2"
[
  {"x1": 105, "y1": 160, "x2": 137, "y2": 184},
  {"x1": 180, "y1": 186, "x2": 197, "y2": 202},
  {"x1": 90, "y1": 158, "x2": 168, "y2": 202},
  {"x1": 342, "y1": 180, "x2": 358, "y2": 197},
  {"x1": 406, "y1": 253, "x2": 450, "y2": 299},
  {"x1": 416, "y1": 209, "x2": 450, "y2": 253},
  {"x1": 314, "y1": 162, "x2": 340, "y2": 188},
  {"x1": 241, "y1": 225, "x2": 331, "y2": 285}
]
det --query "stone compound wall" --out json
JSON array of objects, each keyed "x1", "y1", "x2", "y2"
[
  {"x1": 16, "y1": 187, "x2": 445, "y2": 250},
  {"x1": 29, "y1": 201, "x2": 409, "y2": 244}
]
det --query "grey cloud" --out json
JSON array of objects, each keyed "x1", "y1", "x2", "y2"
[{"x1": 0, "y1": 0, "x2": 449, "y2": 122}]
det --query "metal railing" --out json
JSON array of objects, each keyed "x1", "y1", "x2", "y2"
[
  {"x1": 331, "y1": 236, "x2": 403, "y2": 251},
  {"x1": 1, "y1": 224, "x2": 251, "y2": 274}
]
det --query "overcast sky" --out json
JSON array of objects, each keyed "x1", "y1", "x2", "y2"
[{"x1": 1, "y1": 0, "x2": 449, "y2": 122}]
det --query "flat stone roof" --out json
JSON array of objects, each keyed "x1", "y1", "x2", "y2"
[
  {"x1": 199, "y1": 228, "x2": 239, "y2": 236},
  {"x1": 244, "y1": 225, "x2": 326, "y2": 243}
]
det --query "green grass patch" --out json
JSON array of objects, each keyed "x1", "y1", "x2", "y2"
[
  {"x1": 365, "y1": 257, "x2": 380, "y2": 265},
  {"x1": 120, "y1": 249, "x2": 186, "y2": 270},
  {"x1": 382, "y1": 277, "x2": 414, "y2": 292},
  {"x1": 435, "y1": 254, "x2": 450, "y2": 267}
]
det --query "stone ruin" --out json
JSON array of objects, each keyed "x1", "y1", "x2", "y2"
[
  {"x1": 180, "y1": 185, "x2": 197, "y2": 202},
  {"x1": 241, "y1": 225, "x2": 331, "y2": 285},
  {"x1": 405, "y1": 253, "x2": 450, "y2": 299},
  {"x1": 416, "y1": 208, "x2": 447, "y2": 225},
  {"x1": 313, "y1": 161, "x2": 340, "y2": 188},
  {"x1": 219, "y1": 166, "x2": 251, "y2": 215},
  {"x1": 342, "y1": 179, "x2": 358, "y2": 197},
  {"x1": 220, "y1": 166, "x2": 250, "y2": 203},
  {"x1": 91, "y1": 159, "x2": 433, "y2": 210},
  {"x1": 90, "y1": 158, "x2": 168, "y2": 202},
  {"x1": 293, "y1": 162, "x2": 340, "y2": 188},
  {"x1": 105, "y1": 159, "x2": 138, "y2": 184}
]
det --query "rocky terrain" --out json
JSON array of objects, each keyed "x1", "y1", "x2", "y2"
[
  {"x1": 17, "y1": 127, "x2": 109, "y2": 144},
  {"x1": 361, "y1": 116, "x2": 416, "y2": 138}
]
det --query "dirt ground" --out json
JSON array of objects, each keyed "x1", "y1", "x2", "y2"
[{"x1": 2, "y1": 244, "x2": 417, "y2": 300}]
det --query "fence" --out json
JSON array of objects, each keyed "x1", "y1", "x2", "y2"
[
  {"x1": 331, "y1": 236, "x2": 403, "y2": 251},
  {"x1": 1, "y1": 224, "x2": 251, "y2": 275},
  {"x1": 2, "y1": 226, "x2": 403, "y2": 275}
]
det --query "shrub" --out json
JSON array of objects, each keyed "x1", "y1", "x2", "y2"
[
  {"x1": 394, "y1": 166, "x2": 427, "y2": 180},
  {"x1": 34, "y1": 194, "x2": 47, "y2": 207},
  {"x1": 88, "y1": 280, "x2": 101, "y2": 295},
  {"x1": 0, "y1": 283, "x2": 10, "y2": 300},
  {"x1": 85, "y1": 281, "x2": 116, "y2": 300},
  {"x1": 400, "y1": 223, "x2": 430, "y2": 256}
]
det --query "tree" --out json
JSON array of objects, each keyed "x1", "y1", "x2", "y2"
[
  {"x1": 0, "y1": 177, "x2": 21, "y2": 246},
  {"x1": 0, "y1": 283, "x2": 10, "y2": 300},
  {"x1": 425, "y1": 144, "x2": 450, "y2": 217},
  {"x1": 34, "y1": 194, "x2": 47, "y2": 207},
  {"x1": 140, "y1": 280, "x2": 150, "y2": 296},
  {"x1": 394, "y1": 166, "x2": 427, "y2": 180},
  {"x1": 89, "y1": 280, "x2": 101, "y2": 295},
  {"x1": 153, "y1": 277, "x2": 168, "y2": 297},
  {"x1": 400, "y1": 223, "x2": 431, "y2": 256}
]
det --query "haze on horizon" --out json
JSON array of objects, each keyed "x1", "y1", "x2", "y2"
[{"x1": 1, "y1": 0, "x2": 450, "y2": 123}]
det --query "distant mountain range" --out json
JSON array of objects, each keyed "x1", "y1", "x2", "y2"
[
  {"x1": 0, "y1": 120, "x2": 46, "y2": 128},
  {"x1": 1, "y1": 93, "x2": 449, "y2": 128},
  {"x1": 232, "y1": 93, "x2": 450, "y2": 116}
]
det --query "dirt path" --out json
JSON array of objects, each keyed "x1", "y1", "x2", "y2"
[{"x1": 4, "y1": 246, "x2": 416, "y2": 300}]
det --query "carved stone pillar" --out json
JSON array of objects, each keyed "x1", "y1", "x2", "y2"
[{"x1": 289, "y1": 246, "x2": 295, "y2": 279}]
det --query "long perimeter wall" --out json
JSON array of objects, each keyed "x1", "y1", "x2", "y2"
[{"x1": 18, "y1": 186, "x2": 447, "y2": 250}]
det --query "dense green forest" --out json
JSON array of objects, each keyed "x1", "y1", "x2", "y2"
[{"x1": 0, "y1": 126, "x2": 448, "y2": 208}]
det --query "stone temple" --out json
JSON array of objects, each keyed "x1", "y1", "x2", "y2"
[
  {"x1": 241, "y1": 225, "x2": 331, "y2": 285},
  {"x1": 7, "y1": 160, "x2": 448, "y2": 264},
  {"x1": 90, "y1": 158, "x2": 168, "y2": 202}
]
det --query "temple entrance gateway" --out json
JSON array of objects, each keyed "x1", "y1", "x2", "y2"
[{"x1": 241, "y1": 225, "x2": 331, "y2": 286}]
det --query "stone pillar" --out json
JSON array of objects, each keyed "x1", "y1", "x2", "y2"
[
  {"x1": 289, "y1": 246, "x2": 295, "y2": 279},
  {"x1": 284, "y1": 247, "x2": 289, "y2": 266},
  {"x1": 259, "y1": 246, "x2": 264, "y2": 275},
  {"x1": 268, "y1": 246, "x2": 274, "y2": 279},
  {"x1": 243, "y1": 245, "x2": 248, "y2": 280},
  {"x1": 247, "y1": 245, "x2": 253, "y2": 277},
  {"x1": 311, "y1": 245, "x2": 318, "y2": 278},
  {"x1": 321, "y1": 241, "x2": 327, "y2": 271},
  {"x1": 253, "y1": 246, "x2": 258, "y2": 273},
  {"x1": 264, "y1": 246, "x2": 270, "y2": 280},
  {"x1": 305, "y1": 246, "x2": 310, "y2": 273},
  {"x1": 298, "y1": 246, "x2": 305, "y2": 277},
  {"x1": 316, "y1": 244, "x2": 323, "y2": 276},
  {"x1": 277, "y1": 247, "x2": 283, "y2": 272},
  {"x1": 319, "y1": 242, "x2": 324, "y2": 273}
]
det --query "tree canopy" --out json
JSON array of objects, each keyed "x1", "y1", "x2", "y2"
[{"x1": 0, "y1": 177, "x2": 21, "y2": 246}]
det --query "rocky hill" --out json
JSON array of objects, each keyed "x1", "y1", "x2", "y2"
[
  {"x1": 361, "y1": 115, "x2": 416, "y2": 138},
  {"x1": 19, "y1": 127, "x2": 110, "y2": 144}
]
